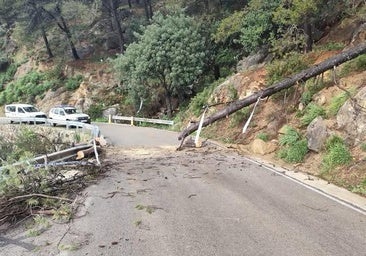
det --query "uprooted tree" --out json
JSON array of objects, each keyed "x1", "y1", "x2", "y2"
[{"x1": 178, "y1": 42, "x2": 366, "y2": 141}]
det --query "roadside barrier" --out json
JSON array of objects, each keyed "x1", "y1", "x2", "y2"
[
  {"x1": 0, "y1": 117, "x2": 100, "y2": 138},
  {"x1": 109, "y1": 115, "x2": 174, "y2": 126}
]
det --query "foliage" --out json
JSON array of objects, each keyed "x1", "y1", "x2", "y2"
[
  {"x1": 189, "y1": 84, "x2": 215, "y2": 116},
  {"x1": 327, "y1": 88, "x2": 356, "y2": 117},
  {"x1": 0, "y1": 62, "x2": 17, "y2": 86},
  {"x1": 300, "y1": 103, "x2": 326, "y2": 126},
  {"x1": 256, "y1": 132, "x2": 269, "y2": 142},
  {"x1": 230, "y1": 107, "x2": 250, "y2": 127},
  {"x1": 87, "y1": 103, "x2": 104, "y2": 120},
  {"x1": 278, "y1": 126, "x2": 308, "y2": 163},
  {"x1": 339, "y1": 54, "x2": 366, "y2": 77},
  {"x1": 351, "y1": 179, "x2": 366, "y2": 196},
  {"x1": 322, "y1": 135, "x2": 352, "y2": 172},
  {"x1": 213, "y1": 11, "x2": 245, "y2": 45},
  {"x1": 300, "y1": 79, "x2": 325, "y2": 106},
  {"x1": 266, "y1": 52, "x2": 310, "y2": 85},
  {"x1": 65, "y1": 75, "x2": 83, "y2": 91},
  {"x1": 238, "y1": 0, "x2": 281, "y2": 53},
  {"x1": 315, "y1": 42, "x2": 345, "y2": 51},
  {"x1": 361, "y1": 143, "x2": 366, "y2": 152},
  {"x1": 113, "y1": 11, "x2": 207, "y2": 115},
  {"x1": 0, "y1": 70, "x2": 54, "y2": 104},
  {"x1": 273, "y1": 0, "x2": 320, "y2": 25},
  {"x1": 0, "y1": 126, "x2": 99, "y2": 226}
]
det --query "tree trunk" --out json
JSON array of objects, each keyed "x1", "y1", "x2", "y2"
[
  {"x1": 143, "y1": 0, "x2": 152, "y2": 21},
  {"x1": 178, "y1": 42, "x2": 366, "y2": 140},
  {"x1": 303, "y1": 20, "x2": 313, "y2": 52},
  {"x1": 58, "y1": 14, "x2": 80, "y2": 60},
  {"x1": 110, "y1": 0, "x2": 125, "y2": 53},
  {"x1": 41, "y1": 27, "x2": 53, "y2": 59}
]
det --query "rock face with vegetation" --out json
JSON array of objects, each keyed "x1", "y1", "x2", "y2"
[{"x1": 0, "y1": 0, "x2": 365, "y2": 197}]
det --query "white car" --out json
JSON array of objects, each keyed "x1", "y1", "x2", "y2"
[
  {"x1": 49, "y1": 105, "x2": 91, "y2": 126},
  {"x1": 5, "y1": 103, "x2": 47, "y2": 123}
]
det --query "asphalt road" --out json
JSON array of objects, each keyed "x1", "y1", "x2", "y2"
[{"x1": 1, "y1": 123, "x2": 366, "y2": 256}]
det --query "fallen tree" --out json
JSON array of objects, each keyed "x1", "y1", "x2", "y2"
[{"x1": 178, "y1": 42, "x2": 366, "y2": 141}]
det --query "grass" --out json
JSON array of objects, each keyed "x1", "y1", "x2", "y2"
[
  {"x1": 327, "y1": 88, "x2": 356, "y2": 117},
  {"x1": 321, "y1": 135, "x2": 352, "y2": 173},
  {"x1": 278, "y1": 126, "x2": 308, "y2": 163},
  {"x1": 351, "y1": 179, "x2": 366, "y2": 196},
  {"x1": 339, "y1": 54, "x2": 366, "y2": 77},
  {"x1": 300, "y1": 103, "x2": 326, "y2": 126}
]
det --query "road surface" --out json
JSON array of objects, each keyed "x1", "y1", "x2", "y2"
[{"x1": 1, "y1": 123, "x2": 365, "y2": 256}]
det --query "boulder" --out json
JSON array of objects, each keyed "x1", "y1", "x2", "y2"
[
  {"x1": 236, "y1": 49, "x2": 269, "y2": 73},
  {"x1": 306, "y1": 116, "x2": 328, "y2": 152},
  {"x1": 103, "y1": 105, "x2": 119, "y2": 118},
  {"x1": 337, "y1": 86, "x2": 366, "y2": 145},
  {"x1": 251, "y1": 139, "x2": 277, "y2": 155}
]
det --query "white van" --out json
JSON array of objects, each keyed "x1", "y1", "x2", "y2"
[{"x1": 5, "y1": 104, "x2": 47, "y2": 123}]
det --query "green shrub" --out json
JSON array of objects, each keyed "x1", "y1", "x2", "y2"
[
  {"x1": 322, "y1": 135, "x2": 352, "y2": 172},
  {"x1": 279, "y1": 126, "x2": 301, "y2": 146},
  {"x1": 256, "y1": 132, "x2": 269, "y2": 142},
  {"x1": 230, "y1": 107, "x2": 250, "y2": 127},
  {"x1": 360, "y1": 143, "x2": 366, "y2": 152},
  {"x1": 300, "y1": 103, "x2": 325, "y2": 126},
  {"x1": 189, "y1": 82, "x2": 217, "y2": 116},
  {"x1": 65, "y1": 75, "x2": 83, "y2": 91},
  {"x1": 87, "y1": 103, "x2": 104, "y2": 120},
  {"x1": 340, "y1": 54, "x2": 366, "y2": 77},
  {"x1": 327, "y1": 88, "x2": 356, "y2": 117},
  {"x1": 278, "y1": 126, "x2": 308, "y2": 163},
  {"x1": 315, "y1": 42, "x2": 345, "y2": 51},
  {"x1": 351, "y1": 179, "x2": 366, "y2": 196},
  {"x1": 266, "y1": 52, "x2": 309, "y2": 85}
]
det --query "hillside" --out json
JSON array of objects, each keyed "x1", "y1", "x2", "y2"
[{"x1": 0, "y1": 1, "x2": 365, "y2": 197}]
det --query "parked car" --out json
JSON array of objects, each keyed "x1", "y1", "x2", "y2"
[
  {"x1": 5, "y1": 103, "x2": 47, "y2": 123},
  {"x1": 49, "y1": 105, "x2": 91, "y2": 126}
]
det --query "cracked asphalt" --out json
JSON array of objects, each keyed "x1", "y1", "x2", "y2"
[{"x1": 1, "y1": 124, "x2": 366, "y2": 256}]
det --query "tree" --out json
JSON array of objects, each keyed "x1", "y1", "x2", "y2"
[
  {"x1": 40, "y1": 1, "x2": 81, "y2": 60},
  {"x1": 24, "y1": 0, "x2": 54, "y2": 58},
  {"x1": 113, "y1": 12, "x2": 207, "y2": 117},
  {"x1": 179, "y1": 41, "x2": 366, "y2": 141},
  {"x1": 238, "y1": 0, "x2": 281, "y2": 54},
  {"x1": 101, "y1": 0, "x2": 126, "y2": 53},
  {"x1": 273, "y1": 0, "x2": 322, "y2": 52}
]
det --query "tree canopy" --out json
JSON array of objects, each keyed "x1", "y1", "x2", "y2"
[{"x1": 113, "y1": 12, "x2": 207, "y2": 116}]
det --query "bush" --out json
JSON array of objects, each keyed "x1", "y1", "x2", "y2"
[
  {"x1": 300, "y1": 103, "x2": 325, "y2": 126},
  {"x1": 322, "y1": 135, "x2": 352, "y2": 172},
  {"x1": 340, "y1": 54, "x2": 366, "y2": 77},
  {"x1": 327, "y1": 88, "x2": 356, "y2": 117},
  {"x1": 266, "y1": 52, "x2": 310, "y2": 85},
  {"x1": 230, "y1": 107, "x2": 250, "y2": 127},
  {"x1": 65, "y1": 75, "x2": 83, "y2": 91},
  {"x1": 256, "y1": 132, "x2": 269, "y2": 142},
  {"x1": 278, "y1": 126, "x2": 308, "y2": 163},
  {"x1": 189, "y1": 81, "x2": 218, "y2": 116},
  {"x1": 87, "y1": 103, "x2": 104, "y2": 120}
]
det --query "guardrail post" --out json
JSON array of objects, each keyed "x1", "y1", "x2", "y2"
[
  {"x1": 131, "y1": 116, "x2": 134, "y2": 126},
  {"x1": 108, "y1": 114, "x2": 112, "y2": 124}
]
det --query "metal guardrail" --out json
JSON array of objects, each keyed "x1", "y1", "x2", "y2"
[
  {"x1": 0, "y1": 117, "x2": 100, "y2": 138},
  {"x1": 111, "y1": 115, "x2": 174, "y2": 126}
]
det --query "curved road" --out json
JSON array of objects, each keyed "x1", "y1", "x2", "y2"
[{"x1": 1, "y1": 123, "x2": 366, "y2": 256}]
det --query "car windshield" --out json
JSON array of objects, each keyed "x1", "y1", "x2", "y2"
[
  {"x1": 64, "y1": 108, "x2": 77, "y2": 114},
  {"x1": 23, "y1": 106, "x2": 38, "y2": 112}
]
